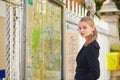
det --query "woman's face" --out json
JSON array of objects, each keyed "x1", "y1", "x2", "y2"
[{"x1": 78, "y1": 21, "x2": 94, "y2": 39}]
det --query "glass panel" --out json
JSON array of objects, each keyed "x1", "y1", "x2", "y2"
[{"x1": 26, "y1": 1, "x2": 62, "y2": 80}]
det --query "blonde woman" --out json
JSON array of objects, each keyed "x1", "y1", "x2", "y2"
[{"x1": 74, "y1": 16, "x2": 100, "y2": 80}]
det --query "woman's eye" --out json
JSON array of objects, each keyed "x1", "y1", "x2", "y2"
[
  {"x1": 77, "y1": 27, "x2": 81, "y2": 31},
  {"x1": 79, "y1": 27, "x2": 81, "y2": 30},
  {"x1": 83, "y1": 26, "x2": 87, "y2": 29}
]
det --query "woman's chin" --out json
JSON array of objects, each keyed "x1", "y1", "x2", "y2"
[{"x1": 81, "y1": 35, "x2": 86, "y2": 38}]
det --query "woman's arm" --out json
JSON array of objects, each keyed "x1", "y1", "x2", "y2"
[{"x1": 80, "y1": 45, "x2": 100, "y2": 80}]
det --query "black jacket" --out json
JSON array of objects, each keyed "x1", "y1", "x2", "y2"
[{"x1": 75, "y1": 40, "x2": 100, "y2": 80}]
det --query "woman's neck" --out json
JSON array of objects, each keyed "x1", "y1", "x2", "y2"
[
  {"x1": 85, "y1": 34, "x2": 92, "y2": 41},
  {"x1": 84, "y1": 34, "x2": 95, "y2": 46}
]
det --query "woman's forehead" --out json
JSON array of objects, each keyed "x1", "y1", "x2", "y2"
[{"x1": 79, "y1": 21, "x2": 89, "y2": 26}]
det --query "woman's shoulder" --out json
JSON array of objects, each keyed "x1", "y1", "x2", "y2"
[{"x1": 86, "y1": 40, "x2": 100, "y2": 50}]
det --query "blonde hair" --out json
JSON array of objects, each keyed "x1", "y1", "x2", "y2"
[{"x1": 80, "y1": 16, "x2": 97, "y2": 46}]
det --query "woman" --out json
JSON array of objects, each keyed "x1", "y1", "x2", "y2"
[{"x1": 74, "y1": 16, "x2": 100, "y2": 80}]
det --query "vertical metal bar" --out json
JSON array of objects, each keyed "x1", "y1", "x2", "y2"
[
  {"x1": 20, "y1": 0, "x2": 26, "y2": 80},
  {"x1": 61, "y1": 5, "x2": 65, "y2": 80}
]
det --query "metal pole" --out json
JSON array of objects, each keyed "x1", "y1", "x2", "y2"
[{"x1": 20, "y1": 0, "x2": 26, "y2": 80}]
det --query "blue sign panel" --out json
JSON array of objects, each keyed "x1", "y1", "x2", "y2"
[{"x1": 0, "y1": 70, "x2": 5, "y2": 78}]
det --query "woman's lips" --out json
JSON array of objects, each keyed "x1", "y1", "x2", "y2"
[{"x1": 81, "y1": 33, "x2": 84, "y2": 36}]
